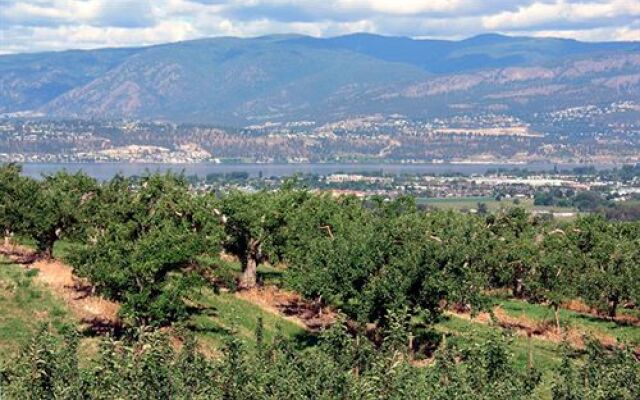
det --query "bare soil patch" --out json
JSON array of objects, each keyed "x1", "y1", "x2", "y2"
[
  {"x1": 236, "y1": 285, "x2": 336, "y2": 332},
  {"x1": 0, "y1": 243, "x2": 38, "y2": 264},
  {"x1": 0, "y1": 244, "x2": 121, "y2": 334},
  {"x1": 447, "y1": 305, "x2": 622, "y2": 350},
  {"x1": 561, "y1": 299, "x2": 640, "y2": 326}
]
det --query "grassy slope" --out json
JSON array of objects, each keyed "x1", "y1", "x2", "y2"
[
  {"x1": 63, "y1": 243, "x2": 306, "y2": 352},
  {"x1": 188, "y1": 287, "x2": 310, "y2": 352},
  {"x1": 0, "y1": 242, "x2": 306, "y2": 363},
  {"x1": 2, "y1": 242, "x2": 637, "y2": 400},
  {"x1": 0, "y1": 257, "x2": 71, "y2": 360},
  {"x1": 188, "y1": 256, "x2": 307, "y2": 351},
  {"x1": 193, "y1": 256, "x2": 623, "y2": 383}
]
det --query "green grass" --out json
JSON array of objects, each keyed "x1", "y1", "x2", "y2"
[
  {"x1": 416, "y1": 197, "x2": 578, "y2": 216},
  {"x1": 52, "y1": 240, "x2": 83, "y2": 260},
  {"x1": 0, "y1": 257, "x2": 72, "y2": 361},
  {"x1": 188, "y1": 287, "x2": 311, "y2": 352},
  {"x1": 417, "y1": 196, "x2": 498, "y2": 210},
  {"x1": 2, "y1": 245, "x2": 299, "y2": 359},
  {"x1": 187, "y1": 256, "x2": 297, "y2": 352}
]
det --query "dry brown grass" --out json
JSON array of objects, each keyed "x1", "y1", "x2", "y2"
[
  {"x1": 562, "y1": 299, "x2": 593, "y2": 314},
  {"x1": 219, "y1": 252, "x2": 239, "y2": 263},
  {"x1": 29, "y1": 260, "x2": 120, "y2": 326},
  {"x1": 0, "y1": 243, "x2": 38, "y2": 263}
]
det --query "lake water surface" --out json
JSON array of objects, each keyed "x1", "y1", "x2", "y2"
[{"x1": 20, "y1": 162, "x2": 615, "y2": 180}]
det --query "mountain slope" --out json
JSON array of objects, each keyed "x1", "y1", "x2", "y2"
[
  {"x1": 365, "y1": 52, "x2": 640, "y2": 119},
  {"x1": 0, "y1": 33, "x2": 638, "y2": 124},
  {"x1": 0, "y1": 47, "x2": 140, "y2": 113},
  {"x1": 288, "y1": 33, "x2": 639, "y2": 73},
  {"x1": 40, "y1": 36, "x2": 428, "y2": 124}
]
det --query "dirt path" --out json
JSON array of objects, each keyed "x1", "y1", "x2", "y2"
[
  {"x1": 561, "y1": 299, "x2": 640, "y2": 326},
  {"x1": 446, "y1": 305, "x2": 621, "y2": 350},
  {"x1": 236, "y1": 285, "x2": 336, "y2": 332},
  {"x1": 1, "y1": 244, "x2": 120, "y2": 332}
]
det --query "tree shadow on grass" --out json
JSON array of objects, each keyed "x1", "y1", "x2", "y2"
[
  {"x1": 184, "y1": 305, "x2": 235, "y2": 338},
  {"x1": 291, "y1": 330, "x2": 319, "y2": 349},
  {"x1": 79, "y1": 317, "x2": 126, "y2": 338},
  {"x1": 187, "y1": 320, "x2": 234, "y2": 337},
  {"x1": 257, "y1": 270, "x2": 283, "y2": 285}
]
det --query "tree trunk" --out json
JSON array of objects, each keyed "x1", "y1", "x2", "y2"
[
  {"x1": 513, "y1": 277, "x2": 524, "y2": 298},
  {"x1": 239, "y1": 255, "x2": 258, "y2": 289},
  {"x1": 239, "y1": 239, "x2": 260, "y2": 289},
  {"x1": 408, "y1": 334, "x2": 414, "y2": 361},
  {"x1": 554, "y1": 304, "x2": 561, "y2": 332},
  {"x1": 42, "y1": 246, "x2": 53, "y2": 261},
  {"x1": 607, "y1": 296, "x2": 619, "y2": 319}
]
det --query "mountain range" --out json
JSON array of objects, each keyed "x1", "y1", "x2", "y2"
[{"x1": 1, "y1": 33, "x2": 639, "y2": 125}]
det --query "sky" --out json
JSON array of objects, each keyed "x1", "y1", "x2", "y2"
[{"x1": 1, "y1": 0, "x2": 639, "y2": 54}]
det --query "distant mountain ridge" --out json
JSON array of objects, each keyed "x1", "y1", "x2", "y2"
[{"x1": 1, "y1": 33, "x2": 638, "y2": 125}]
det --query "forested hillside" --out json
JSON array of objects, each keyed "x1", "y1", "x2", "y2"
[{"x1": 0, "y1": 163, "x2": 639, "y2": 399}]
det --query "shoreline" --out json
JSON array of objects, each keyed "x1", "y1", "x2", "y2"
[{"x1": 15, "y1": 161, "x2": 630, "y2": 180}]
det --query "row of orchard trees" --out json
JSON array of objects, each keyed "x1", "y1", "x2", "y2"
[
  {"x1": 285, "y1": 198, "x2": 640, "y2": 329},
  {"x1": 2, "y1": 317, "x2": 638, "y2": 399},
  {"x1": 1, "y1": 163, "x2": 639, "y2": 329}
]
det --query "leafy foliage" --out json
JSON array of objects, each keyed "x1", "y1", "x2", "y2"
[
  {"x1": 69, "y1": 173, "x2": 222, "y2": 326},
  {"x1": 551, "y1": 340, "x2": 640, "y2": 400},
  {"x1": 219, "y1": 188, "x2": 309, "y2": 288},
  {"x1": 285, "y1": 196, "x2": 491, "y2": 326},
  {"x1": 0, "y1": 322, "x2": 547, "y2": 400},
  {"x1": 0, "y1": 164, "x2": 35, "y2": 243},
  {"x1": 2, "y1": 164, "x2": 639, "y2": 331}
]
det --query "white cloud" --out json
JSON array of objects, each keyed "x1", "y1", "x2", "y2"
[
  {"x1": 526, "y1": 24, "x2": 640, "y2": 42},
  {"x1": 335, "y1": 0, "x2": 467, "y2": 15},
  {"x1": 1, "y1": 0, "x2": 638, "y2": 53},
  {"x1": 483, "y1": 0, "x2": 640, "y2": 31}
]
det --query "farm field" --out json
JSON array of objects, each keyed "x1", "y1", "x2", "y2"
[
  {"x1": 416, "y1": 196, "x2": 579, "y2": 215},
  {"x1": 2, "y1": 249, "x2": 636, "y2": 364}
]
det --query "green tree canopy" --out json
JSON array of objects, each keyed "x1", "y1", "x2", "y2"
[
  {"x1": 219, "y1": 188, "x2": 310, "y2": 289},
  {"x1": 571, "y1": 216, "x2": 640, "y2": 318},
  {"x1": 70, "y1": 173, "x2": 222, "y2": 326},
  {"x1": 21, "y1": 171, "x2": 98, "y2": 258},
  {"x1": 0, "y1": 163, "x2": 38, "y2": 245}
]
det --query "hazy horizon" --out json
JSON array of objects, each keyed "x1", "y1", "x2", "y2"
[
  {"x1": 1, "y1": 0, "x2": 639, "y2": 54},
  {"x1": 3, "y1": 31, "x2": 640, "y2": 56}
]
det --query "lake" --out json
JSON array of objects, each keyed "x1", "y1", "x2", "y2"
[{"x1": 19, "y1": 162, "x2": 614, "y2": 180}]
